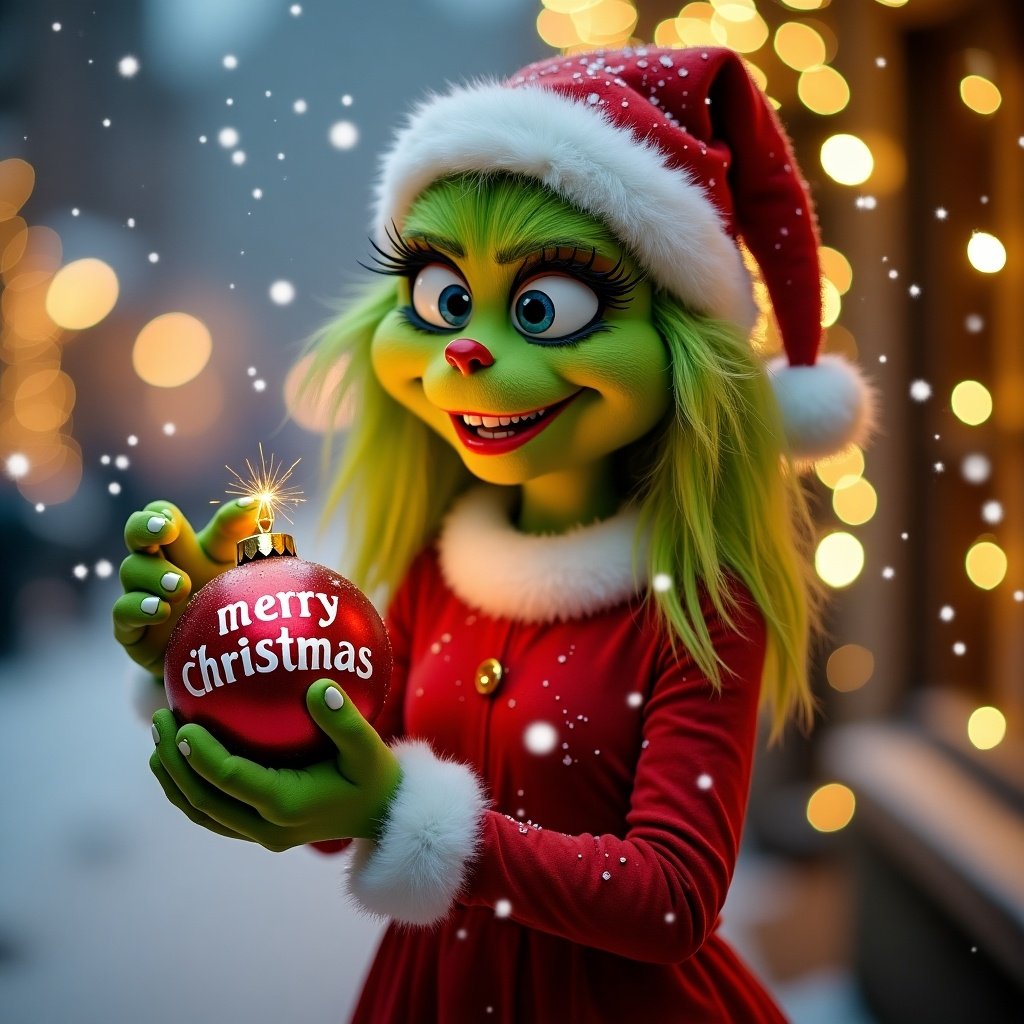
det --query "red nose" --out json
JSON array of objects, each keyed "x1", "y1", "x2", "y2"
[{"x1": 444, "y1": 338, "x2": 495, "y2": 376}]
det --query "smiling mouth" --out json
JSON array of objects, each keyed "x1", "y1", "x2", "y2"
[{"x1": 448, "y1": 390, "x2": 583, "y2": 455}]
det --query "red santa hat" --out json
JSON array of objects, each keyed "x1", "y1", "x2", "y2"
[{"x1": 373, "y1": 46, "x2": 874, "y2": 460}]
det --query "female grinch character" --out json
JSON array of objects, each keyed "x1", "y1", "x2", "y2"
[{"x1": 115, "y1": 47, "x2": 872, "y2": 1022}]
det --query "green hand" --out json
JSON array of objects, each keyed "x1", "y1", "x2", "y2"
[
  {"x1": 149, "y1": 679, "x2": 402, "y2": 851},
  {"x1": 114, "y1": 498, "x2": 260, "y2": 676}
]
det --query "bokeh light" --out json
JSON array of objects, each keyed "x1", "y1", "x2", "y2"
[
  {"x1": 815, "y1": 531, "x2": 865, "y2": 588},
  {"x1": 959, "y1": 75, "x2": 1001, "y2": 115},
  {"x1": 951, "y1": 380, "x2": 992, "y2": 425},
  {"x1": 132, "y1": 312, "x2": 212, "y2": 387},
  {"x1": 965, "y1": 540, "x2": 1007, "y2": 590},
  {"x1": 833, "y1": 477, "x2": 877, "y2": 526},
  {"x1": 820, "y1": 134, "x2": 874, "y2": 186},
  {"x1": 826, "y1": 644, "x2": 875, "y2": 692},
  {"x1": 774, "y1": 21, "x2": 826, "y2": 71},
  {"x1": 798, "y1": 65, "x2": 850, "y2": 115},
  {"x1": 807, "y1": 783, "x2": 856, "y2": 832},
  {"x1": 45, "y1": 258, "x2": 119, "y2": 330},
  {"x1": 284, "y1": 352, "x2": 354, "y2": 433},
  {"x1": 966, "y1": 232, "x2": 1006, "y2": 273},
  {"x1": 0, "y1": 158, "x2": 35, "y2": 220},
  {"x1": 967, "y1": 706, "x2": 1006, "y2": 750},
  {"x1": 820, "y1": 278, "x2": 841, "y2": 327},
  {"x1": 819, "y1": 246, "x2": 853, "y2": 294},
  {"x1": 815, "y1": 444, "x2": 865, "y2": 488}
]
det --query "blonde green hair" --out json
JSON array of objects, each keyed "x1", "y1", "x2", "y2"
[{"x1": 303, "y1": 173, "x2": 819, "y2": 736}]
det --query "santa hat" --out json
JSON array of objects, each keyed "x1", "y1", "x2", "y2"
[{"x1": 373, "y1": 46, "x2": 874, "y2": 460}]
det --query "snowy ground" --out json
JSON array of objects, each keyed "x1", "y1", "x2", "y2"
[{"x1": 0, "y1": 604, "x2": 875, "y2": 1023}]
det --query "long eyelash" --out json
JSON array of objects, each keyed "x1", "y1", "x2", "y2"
[
  {"x1": 359, "y1": 222, "x2": 449, "y2": 278},
  {"x1": 516, "y1": 247, "x2": 641, "y2": 311}
]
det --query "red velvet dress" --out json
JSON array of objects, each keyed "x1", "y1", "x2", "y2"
[{"x1": 348, "y1": 539, "x2": 787, "y2": 1024}]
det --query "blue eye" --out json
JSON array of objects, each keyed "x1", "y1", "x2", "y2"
[
  {"x1": 512, "y1": 275, "x2": 600, "y2": 341},
  {"x1": 412, "y1": 264, "x2": 472, "y2": 329}
]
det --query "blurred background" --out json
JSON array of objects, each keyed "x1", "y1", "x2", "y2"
[{"x1": 1, "y1": 1, "x2": 1021, "y2": 1021}]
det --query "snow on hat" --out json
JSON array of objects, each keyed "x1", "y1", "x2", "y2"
[{"x1": 374, "y1": 46, "x2": 874, "y2": 460}]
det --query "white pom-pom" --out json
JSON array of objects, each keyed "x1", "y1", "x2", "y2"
[{"x1": 767, "y1": 354, "x2": 876, "y2": 460}]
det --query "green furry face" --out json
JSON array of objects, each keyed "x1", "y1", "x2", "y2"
[{"x1": 369, "y1": 178, "x2": 672, "y2": 486}]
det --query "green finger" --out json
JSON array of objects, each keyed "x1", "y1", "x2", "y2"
[
  {"x1": 197, "y1": 497, "x2": 261, "y2": 564},
  {"x1": 152, "y1": 711, "x2": 274, "y2": 841},
  {"x1": 150, "y1": 752, "x2": 253, "y2": 842},
  {"x1": 140, "y1": 500, "x2": 210, "y2": 576},
  {"x1": 113, "y1": 590, "x2": 171, "y2": 640},
  {"x1": 119, "y1": 553, "x2": 192, "y2": 605},
  {"x1": 175, "y1": 722, "x2": 297, "y2": 820},
  {"x1": 124, "y1": 505, "x2": 180, "y2": 554},
  {"x1": 306, "y1": 679, "x2": 390, "y2": 788}
]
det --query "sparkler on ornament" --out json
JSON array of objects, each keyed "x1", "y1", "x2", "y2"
[{"x1": 213, "y1": 443, "x2": 305, "y2": 536}]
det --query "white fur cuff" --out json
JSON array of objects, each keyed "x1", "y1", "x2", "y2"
[
  {"x1": 347, "y1": 740, "x2": 488, "y2": 926},
  {"x1": 768, "y1": 354, "x2": 877, "y2": 461}
]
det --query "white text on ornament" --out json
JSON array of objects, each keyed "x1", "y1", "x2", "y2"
[{"x1": 215, "y1": 589, "x2": 340, "y2": 636}]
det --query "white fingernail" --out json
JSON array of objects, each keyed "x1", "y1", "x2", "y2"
[
  {"x1": 178, "y1": 739, "x2": 191, "y2": 757},
  {"x1": 146, "y1": 515, "x2": 167, "y2": 534},
  {"x1": 160, "y1": 572, "x2": 182, "y2": 592},
  {"x1": 151, "y1": 723, "x2": 160, "y2": 745},
  {"x1": 140, "y1": 596, "x2": 161, "y2": 615},
  {"x1": 324, "y1": 687, "x2": 344, "y2": 711},
  {"x1": 237, "y1": 496, "x2": 256, "y2": 507},
  {"x1": 161, "y1": 509, "x2": 173, "y2": 520}
]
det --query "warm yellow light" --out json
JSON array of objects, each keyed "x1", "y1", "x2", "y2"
[
  {"x1": 13, "y1": 368, "x2": 75, "y2": 432},
  {"x1": 5, "y1": 225, "x2": 61, "y2": 279},
  {"x1": 781, "y1": 0, "x2": 828, "y2": 9},
  {"x1": 820, "y1": 278, "x2": 841, "y2": 328},
  {"x1": 798, "y1": 65, "x2": 850, "y2": 115},
  {"x1": 833, "y1": 477, "x2": 877, "y2": 526},
  {"x1": 967, "y1": 706, "x2": 1006, "y2": 750},
  {"x1": 826, "y1": 644, "x2": 874, "y2": 692},
  {"x1": 960, "y1": 74, "x2": 1001, "y2": 114},
  {"x1": 45, "y1": 258, "x2": 119, "y2": 330},
  {"x1": 966, "y1": 232, "x2": 1006, "y2": 274},
  {"x1": 132, "y1": 312, "x2": 212, "y2": 387},
  {"x1": 815, "y1": 531, "x2": 865, "y2": 588},
  {"x1": 2, "y1": 272, "x2": 59, "y2": 342},
  {"x1": 821, "y1": 134, "x2": 874, "y2": 186},
  {"x1": 537, "y1": 9, "x2": 582, "y2": 48},
  {"x1": 675, "y1": 3, "x2": 726, "y2": 47},
  {"x1": 711, "y1": 0, "x2": 756, "y2": 21},
  {"x1": 653, "y1": 19, "x2": 683, "y2": 46},
  {"x1": 572, "y1": 0, "x2": 637, "y2": 43},
  {"x1": 774, "y1": 21, "x2": 826, "y2": 72},
  {"x1": 712, "y1": 10, "x2": 768, "y2": 53},
  {"x1": 874, "y1": 0, "x2": 909, "y2": 6},
  {"x1": 0, "y1": 158, "x2": 35, "y2": 221},
  {"x1": 284, "y1": 352, "x2": 354, "y2": 433},
  {"x1": 815, "y1": 445, "x2": 864, "y2": 488},
  {"x1": 819, "y1": 247, "x2": 853, "y2": 294},
  {"x1": 951, "y1": 380, "x2": 992, "y2": 425},
  {"x1": 965, "y1": 540, "x2": 1007, "y2": 590},
  {"x1": 807, "y1": 783, "x2": 855, "y2": 833}
]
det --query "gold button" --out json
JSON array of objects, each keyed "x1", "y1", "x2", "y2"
[{"x1": 475, "y1": 657, "x2": 503, "y2": 696}]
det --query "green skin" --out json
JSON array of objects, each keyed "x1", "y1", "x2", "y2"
[{"x1": 116, "y1": 217, "x2": 670, "y2": 851}]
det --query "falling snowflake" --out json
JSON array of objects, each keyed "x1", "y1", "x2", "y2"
[
  {"x1": 494, "y1": 899, "x2": 512, "y2": 918},
  {"x1": 118, "y1": 55, "x2": 140, "y2": 77},
  {"x1": 909, "y1": 380, "x2": 932, "y2": 402},
  {"x1": 290, "y1": 3, "x2": 302, "y2": 14},
  {"x1": 6, "y1": 453, "x2": 29, "y2": 478},
  {"x1": 697, "y1": 773, "x2": 713, "y2": 790},
  {"x1": 148, "y1": 252, "x2": 159, "y2": 263},
  {"x1": 328, "y1": 121, "x2": 359, "y2": 150},
  {"x1": 218, "y1": 126, "x2": 239, "y2": 148},
  {"x1": 293, "y1": 99, "x2": 308, "y2": 114},
  {"x1": 108, "y1": 482, "x2": 121, "y2": 495},
  {"x1": 231, "y1": 151, "x2": 246, "y2": 166},
  {"x1": 94, "y1": 560, "x2": 113, "y2": 578},
  {"x1": 961, "y1": 454, "x2": 990, "y2": 484},
  {"x1": 626, "y1": 692, "x2": 643, "y2": 708},
  {"x1": 939, "y1": 605, "x2": 955, "y2": 622},
  {"x1": 952, "y1": 642, "x2": 966, "y2": 656},
  {"x1": 965, "y1": 314, "x2": 984, "y2": 333},
  {"x1": 253, "y1": 379, "x2": 267, "y2": 392},
  {"x1": 72, "y1": 564, "x2": 89, "y2": 580},
  {"x1": 981, "y1": 500, "x2": 1003, "y2": 524},
  {"x1": 935, "y1": 208, "x2": 948, "y2": 220},
  {"x1": 341, "y1": 94, "x2": 353, "y2": 106},
  {"x1": 652, "y1": 572, "x2": 672, "y2": 593},
  {"x1": 127, "y1": 434, "x2": 138, "y2": 446},
  {"x1": 115, "y1": 454, "x2": 130, "y2": 470},
  {"x1": 163, "y1": 422, "x2": 176, "y2": 436},
  {"x1": 269, "y1": 280, "x2": 295, "y2": 305},
  {"x1": 908, "y1": 284, "x2": 921, "y2": 298},
  {"x1": 524, "y1": 722, "x2": 558, "y2": 755},
  {"x1": 223, "y1": 54, "x2": 238, "y2": 70},
  {"x1": 875, "y1": 57, "x2": 887, "y2": 68},
  {"x1": 882, "y1": 567, "x2": 895, "y2": 579}
]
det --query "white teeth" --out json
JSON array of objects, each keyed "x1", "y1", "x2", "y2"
[
  {"x1": 481, "y1": 416, "x2": 501, "y2": 428},
  {"x1": 538, "y1": 408, "x2": 546, "y2": 416},
  {"x1": 463, "y1": 414, "x2": 483, "y2": 426},
  {"x1": 478, "y1": 429, "x2": 513, "y2": 440},
  {"x1": 510, "y1": 415, "x2": 520, "y2": 424},
  {"x1": 499, "y1": 416, "x2": 511, "y2": 426}
]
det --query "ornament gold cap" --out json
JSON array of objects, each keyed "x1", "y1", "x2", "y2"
[{"x1": 236, "y1": 532, "x2": 298, "y2": 566}]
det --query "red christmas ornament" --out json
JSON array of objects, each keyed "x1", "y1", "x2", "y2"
[{"x1": 164, "y1": 452, "x2": 391, "y2": 767}]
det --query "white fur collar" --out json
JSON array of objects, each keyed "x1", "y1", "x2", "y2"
[{"x1": 437, "y1": 486, "x2": 644, "y2": 623}]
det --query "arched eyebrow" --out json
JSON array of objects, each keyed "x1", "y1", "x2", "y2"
[
  {"x1": 405, "y1": 233, "x2": 465, "y2": 258},
  {"x1": 494, "y1": 238, "x2": 599, "y2": 265}
]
